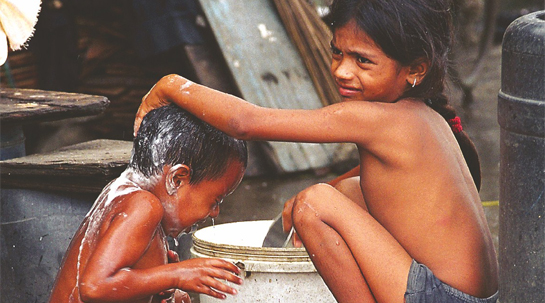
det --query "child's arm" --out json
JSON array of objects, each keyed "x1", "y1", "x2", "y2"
[
  {"x1": 134, "y1": 74, "x2": 388, "y2": 146},
  {"x1": 79, "y1": 191, "x2": 242, "y2": 302}
]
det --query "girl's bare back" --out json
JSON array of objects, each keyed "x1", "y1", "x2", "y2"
[{"x1": 354, "y1": 99, "x2": 498, "y2": 298}]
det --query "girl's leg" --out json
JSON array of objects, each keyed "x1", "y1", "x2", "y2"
[
  {"x1": 333, "y1": 177, "x2": 367, "y2": 211},
  {"x1": 292, "y1": 183, "x2": 412, "y2": 303}
]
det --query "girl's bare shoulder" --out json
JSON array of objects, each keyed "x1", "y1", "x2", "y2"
[{"x1": 341, "y1": 98, "x2": 429, "y2": 132}]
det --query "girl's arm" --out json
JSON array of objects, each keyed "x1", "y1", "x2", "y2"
[
  {"x1": 134, "y1": 74, "x2": 388, "y2": 146},
  {"x1": 327, "y1": 165, "x2": 360, "y2": 187},
  {"x1": 79, "y1": 191, "x2": 242, "y2": 301}
]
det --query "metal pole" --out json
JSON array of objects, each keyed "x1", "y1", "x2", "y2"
[{"x1": 498, "y1": 10, "x2": 545, "y2": 303}]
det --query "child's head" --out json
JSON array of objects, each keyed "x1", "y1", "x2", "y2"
[
  {"x1": 129, "y1": 105, "x2": 248, "y2": 235},
  {"x1": 130, "y1": 104, "x2": 247, "y2": 185},
  {"x1": 327, "y1": 0, "x2": 453, "y2": 100}
]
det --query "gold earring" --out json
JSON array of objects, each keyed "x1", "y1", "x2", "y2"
[{"x1": 412, "y1": 78, "x2": 417, "y2": 88}]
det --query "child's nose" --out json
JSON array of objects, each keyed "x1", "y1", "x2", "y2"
[{"x1": 332, "y1": 59, "x2": 353, "y2": 80}]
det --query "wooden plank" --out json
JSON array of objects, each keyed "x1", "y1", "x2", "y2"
[
  {"x1": 0, "y1": 139, "x2": 131, "y2": 182},
  {"x1": 184, "y1": 44, "x2": 239, "y2": 95},
  {"x1": 198, "y1": 0, "x2": 338, "y2": 172},
  {"x1": 0, "y1": 88, "x2": 109, "y2": 125}
]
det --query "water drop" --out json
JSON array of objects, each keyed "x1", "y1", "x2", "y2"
[
  {"x1": 173, "y1": 237, "x2": 179, "y2": 248},
  {"x1": 335, "y1": 241, "x2": 340, "y2": 246},
  {"x1": 212, "y1": 218, "x2": 215, "y2": 227}
]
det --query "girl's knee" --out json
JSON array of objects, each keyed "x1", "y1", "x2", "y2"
[{"x1": 292, "y1": 183, "x2": 335, "y2": 226}]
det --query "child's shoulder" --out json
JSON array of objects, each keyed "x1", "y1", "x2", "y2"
[
  {"x1": 108, "y1": 188, "x2": 164, "y2": 222},
  {"x1": 123, "y1": 189, "x2": 163, "y2": 212}
]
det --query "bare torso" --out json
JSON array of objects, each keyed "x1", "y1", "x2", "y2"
[
  {"x1": 357, "y1": 100, "x2": 498, "y2": 297},
  {"x1": 49, "y1": 177, "x2": 169, "y2": 303}
]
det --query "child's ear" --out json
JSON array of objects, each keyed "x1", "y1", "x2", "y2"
[
  {"x1": 406, "y1": 58, "x2": 429, "y2": 87},
  {"x1": 166, "y1": 164, "x2": 191, "y2": 195}
]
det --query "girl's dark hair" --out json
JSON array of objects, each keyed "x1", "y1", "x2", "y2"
[
  {"x1": 327, "y1": 0, "x2": 481, "y2": 190},
  {"x1": 129, "y1": 104, "x2": 248, "y2": 184}
]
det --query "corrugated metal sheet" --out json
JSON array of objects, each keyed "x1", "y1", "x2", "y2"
[{"x1": 199, "y1": 0, "x2": 337, "y2": 172}]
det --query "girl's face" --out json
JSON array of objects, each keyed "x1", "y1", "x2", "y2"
[
  {"x1": 330, "y1": 20, "x2": 412, "y2": 103},
  {"x1": 160, "y1": 160, "x2": 245, "y2": 238}
]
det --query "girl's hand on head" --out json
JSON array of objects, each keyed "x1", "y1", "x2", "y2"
[
  {"x1": 134, "y1": 75, "x2": 181, "y2": 136},
  {"x1": 175, "y1": 258, "x2": 242, "y2": 300}
]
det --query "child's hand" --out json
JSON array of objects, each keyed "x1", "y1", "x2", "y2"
[
  {"x1": 175, "y1": 258, "x2": 242, "y2": 300},
  {"x1": 172, "y1": 290, "x2": 191, "y2": 303},
  {"x1": 158, "y1": 289, "x2": 191, "y2": 303}
]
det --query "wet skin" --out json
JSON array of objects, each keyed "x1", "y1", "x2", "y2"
[
  {"x1": 48, "y1": 161, "x2": 245, "y2": 303},
  {"x1": 133, "y1": 21, "x2": 498, "y2": 303}
]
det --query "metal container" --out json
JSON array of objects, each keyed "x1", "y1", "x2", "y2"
[
  {"x1": 191, "y1": 220, "x2": 335, "y2": 302},
  {"x1": 0, "y1": 124, "x2": 25, "y2": 160},
  {"x1": 0, "y1": 139, "x2": 130, "y2": 302}
]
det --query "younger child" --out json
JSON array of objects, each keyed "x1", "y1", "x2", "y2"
[
  {"x1": 133, "y1": 0, "x2": 498, "y2": 302},
  {"x1": 49, "y1": 104, "x2": 247, "y2": 303}
]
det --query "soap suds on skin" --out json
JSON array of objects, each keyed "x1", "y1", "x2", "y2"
[
  {"x1": 73, "y1": 168, "x2": 159, "y2": 298},
  {"x1": 179, "y1": 80, "x2": 193, "y2": 94}
]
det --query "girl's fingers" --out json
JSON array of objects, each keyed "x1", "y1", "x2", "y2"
[
  {"x1": 133, "y1": 103, "x2": 149, "y2": 136},
  {"x1": 282, "y1": 196, "x2": 296, "y2": 233},
  {"x1": 293, "y1": 231, "x2": 303, "y2": 248}
]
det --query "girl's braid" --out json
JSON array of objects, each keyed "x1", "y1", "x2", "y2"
[{"x1": 428, "y1": 94, "x2": 482, "y2": 190}]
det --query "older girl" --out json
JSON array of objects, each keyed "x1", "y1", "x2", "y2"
[{"x1": 134, "y1": 0, "x2": 498, "y2": 302}]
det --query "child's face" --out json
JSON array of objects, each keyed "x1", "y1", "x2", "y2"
[
  {"x1": 330, "y1": 20, "x2": 412, "y2": 103},
  {"x1": 161, "y1": 160, "x2": 245, "y2": 238}
]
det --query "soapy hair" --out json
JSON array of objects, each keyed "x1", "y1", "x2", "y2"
[
  {"x1": 130, "y1": 104, "x2": 247, "y2": 184},
  {"x1": 327, "y1": 0, "x2": 481, "y2": 190}
]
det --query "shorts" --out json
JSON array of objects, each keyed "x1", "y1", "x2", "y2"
[{"x1": 404, "y1": 260, "x2": 498, "y2": 303}]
